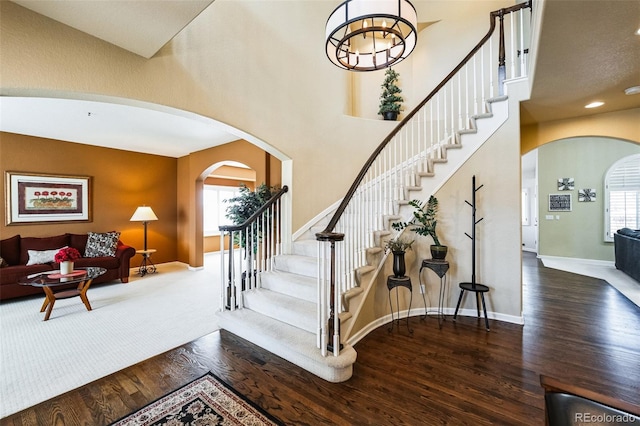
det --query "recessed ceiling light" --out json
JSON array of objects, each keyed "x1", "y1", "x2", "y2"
[
  {"x1": 585, "y1": 101, "x2": 604, "y2": 109},
  {"x1": 636, "y1": 28, "x2": 640, "y2": 35},
  {"x1": 625, "y1": 86, "x2": 640, "y2": 95}
]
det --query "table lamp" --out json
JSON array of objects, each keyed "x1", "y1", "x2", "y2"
[{"x1": 130, "y1": 206, "x2": 158, "y2": 251}]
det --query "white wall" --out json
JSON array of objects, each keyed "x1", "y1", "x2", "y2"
[{"x1": 521, "y1": 150, "x2": 538, "y2": 252}]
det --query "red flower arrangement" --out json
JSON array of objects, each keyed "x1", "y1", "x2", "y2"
[{"x1": 54, "y1": 247, "x2": 81, "y2": 263}]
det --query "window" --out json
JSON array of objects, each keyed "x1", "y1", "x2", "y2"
[
  {"x1": 203, "y1": 185, "x2": 240, "y2": 236},
  {"x1": 604, "y1": 154, "x2": 640, "y2": 241}
]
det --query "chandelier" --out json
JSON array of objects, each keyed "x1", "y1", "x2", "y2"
[{"x1": 325, "y1": 0, "x2": 418, "y2": 72}]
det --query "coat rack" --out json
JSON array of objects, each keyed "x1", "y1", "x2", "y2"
[{"x1": 453, "y1": 175, "x2": 491, "y2": 331}]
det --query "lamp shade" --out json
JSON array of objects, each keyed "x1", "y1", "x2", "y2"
[
  {"x1": 325, "y1": 0, "x2": 418, "y2": 71},
  {"x1": 130, "y1": 206, "x2": 158, "y2": 222}
]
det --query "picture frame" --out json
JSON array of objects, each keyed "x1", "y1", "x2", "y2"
[
  {"x1": 549, "y1": 193, "x2": 572, "y2": 212},
  {"x1": 578, "y1": 188, "x2": 596, "y2": 202},
  {"x1": 5, "y1": 172, "x2": 92, "y2": 225},
  {"x1": 557, "y1": 178, "x2": 574, "y2": 191}
]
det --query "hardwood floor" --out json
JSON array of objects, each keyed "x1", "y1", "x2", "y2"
[{"x1": 3, "y1": 252, "x2": 640, "y2": 425}]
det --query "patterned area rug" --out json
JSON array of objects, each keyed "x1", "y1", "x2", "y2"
[{"x1": 111, "y1": 372, "x2": 283, "y2": 426}]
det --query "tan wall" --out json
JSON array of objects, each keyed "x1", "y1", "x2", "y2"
[
  {"x1": 350, "y1": 82, "x2": 529, "y2": 337},
  {"x1": 177, "y1": 140, "x2": 281, "y2": 265},
  {"x1": 521, "y1": 108, "x2": 640, "y2": 153},
  {"x1": 0, "y1": 0, "x2": 502, "y2": 234},
  {"x1": 0, "y1": 132, "x2": 177, "y2": 264},
  {"x1": 353, "y1": 0, "x2": 514, "y2": 120}
]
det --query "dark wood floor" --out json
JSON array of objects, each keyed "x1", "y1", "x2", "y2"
[{"x1": 3, "y1": 252, "x2": 640, "y2": 425}]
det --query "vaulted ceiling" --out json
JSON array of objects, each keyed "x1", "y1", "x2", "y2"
[{"x1": 2, "y1": 0, "x2": 639, "y2": 157}]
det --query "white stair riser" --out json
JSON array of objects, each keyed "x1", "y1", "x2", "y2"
[
  {"x1": 217, "y1": 309, "x2": 356, "y2": 383},
  {"x1": 274, "y1": 254, "x2": 317, "y2": 278},
  {"x1": 260, "y1": 270, "x2": 316, "y2": 303},
  {"x1": 243, "y1": 290, "x2": 316, "y2": 333}
]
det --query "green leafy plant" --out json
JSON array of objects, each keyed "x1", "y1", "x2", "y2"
[
  {"x1": 224, "y1": 183, "x2": 277, "y2": 226},
  {"x1": 385, "y1": 236, "x2": 414, "y2": 253},
  {"x1": 391, "y1": 196, "x2": 443, "y2": 246},
  {"x1": 224, "y1": 183, "x2": 280, "y2": 249},
  {"x1": 378, "y1": 68, "x2": 404, "y2": 116}
]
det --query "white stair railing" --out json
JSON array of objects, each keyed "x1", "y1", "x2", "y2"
[
  {"x1": 316, "y1": 2, "x2": 531, "y2": 356},
  {"x1": 219, "y1": 186, "x2": 288, "y2": 311}
]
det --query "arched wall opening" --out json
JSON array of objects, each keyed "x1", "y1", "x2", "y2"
[
  {"x1": 1, "y1": 91, "x2": 294, "y2": 269},
  {"x1": 526, "y1": 136, "x2": 640, "y2": 261},
  {"x1": 183, "y1": 139, "x2": 289, "y2": 269}
]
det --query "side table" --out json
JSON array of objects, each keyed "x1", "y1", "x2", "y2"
[
  {"x1": 387, "y1": 275, "x2": 413, "y2": 333},
  {"x1": 419, "y1": 259, "x2": 449, "y2": 328},
  {"x1": 136, "y1": 249, "x2": 157, "y2": 277}
]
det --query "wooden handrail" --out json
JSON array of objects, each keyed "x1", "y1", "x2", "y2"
[
  {"x1": 316, "y1": 1, "x2": 530, "y2": 241},
  {"x1": 219, "y1": 185, "x2": 289, "y2": 233}
]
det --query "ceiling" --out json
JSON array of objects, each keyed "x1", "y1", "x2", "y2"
[
  {"x1": 0, "y1": 96, "x2": 240, "y2": 158},
  {"x1": 521, "y1": 0, "x2": 640, "y2": 125},
  {"x1": 1, "y1": 0, "x2": 639, "y2": 157},
  {"x1": 11, "y1": 0, "x2": 214, "y2": 59}
]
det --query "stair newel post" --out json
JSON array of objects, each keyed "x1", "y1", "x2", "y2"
[
  {"x1": 220, "y1": 230, "x2": 226, "y2": 311},
  {"x1": 317, "y1": 240, "x2": 326, "y2": 354},
  {"x1": 316, "y1": 231, "x2": 345, "y2": 356},
  {"x1": 228, "y1": 230, "x2": 237, "y2": 310},
  {"x1": 497, "y1": 8, "x2": 506, "y2": 95}
]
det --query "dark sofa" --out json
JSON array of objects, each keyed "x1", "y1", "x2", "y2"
[
  {"x1": 0, "y1": 233, "x2": 136, "y2": 301},
  {"x1": 541, "y1": 375, "x2": 640, "y2": 425},
  {"x1": 614, "y1": 228, "x2": 640, "y2": 283}
]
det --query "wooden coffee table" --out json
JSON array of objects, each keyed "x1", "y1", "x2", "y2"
[{"x1": 18, "y1": 267, "x2": 107, "y2": 321}]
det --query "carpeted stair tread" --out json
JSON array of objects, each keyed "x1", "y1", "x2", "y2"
[
  {"x1": 260, "y1": 270, "x2": 316, "y2": 303},
  {"x1": 243, "y1": 289, "x2": 316, "y2": 333},
  {"x1": 216, "y1": 308, "x2": 357, "y2": 383}
]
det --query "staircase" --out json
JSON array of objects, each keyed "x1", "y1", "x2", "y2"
[{"x1": 217, "y1": 2, "x2": 531, "y2": 383}]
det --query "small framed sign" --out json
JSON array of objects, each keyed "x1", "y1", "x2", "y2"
[{"x1": 549, "y1": 193, "x2": 572, "y2": 211}]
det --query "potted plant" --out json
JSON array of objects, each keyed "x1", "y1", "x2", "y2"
[
  {"x1": 385, "y1": 236, "x2": 414, "y2": 278},
  {"x1": 378, "y1": 68, "x2": 404, "y2": 121},
  {"x1": 55, "y1": 247, "x2": 81, "y2": 275},
  {"x1": 392, "y1": 196, "x2": 448, "y2": 259},
  {"x1": 224, "y1": 183, "x2": 280, "y2": 287}
]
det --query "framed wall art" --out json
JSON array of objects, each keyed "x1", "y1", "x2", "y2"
[
  {"x1": 5, "y1": 172, "x2": 92, "y2": 225},
  {"x1": 557, "y1": 178, "x2": 574, "y2": 191},
  {"x1": 549, "y1": 193, "x2": 572, "y2": 212},
  {"x1": 578, "y1": 188, "x2": 596, "y2": 202}
]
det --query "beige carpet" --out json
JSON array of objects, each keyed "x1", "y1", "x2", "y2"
[{"x1": 0, "y1": 256, "x2": 221, "y2": 418}]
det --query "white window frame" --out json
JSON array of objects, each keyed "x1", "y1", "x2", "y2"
[
  {"x1": 604, "y1": 153, "x2": 640, "y2": 242},
  {"x1": 203, "y1": 185, "x2": 240, "y2": 237}
]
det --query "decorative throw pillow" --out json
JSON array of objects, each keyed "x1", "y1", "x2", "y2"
[
  {"x1": 84, "y1": 232, "x2": 120, "y2": 257},
  {"x1": 0, "y1": 257, "x2": 7, "y2": 268},
  {"x1": 26, "y1": 247, "x2": 66, "y2": 266}
]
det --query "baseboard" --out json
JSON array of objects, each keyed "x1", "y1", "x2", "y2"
[{"x1": 292, "y1": 199, "x2": 341, "y2": 240}]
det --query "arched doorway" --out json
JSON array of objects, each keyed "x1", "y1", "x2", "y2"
[{"x1": 183, "y1": 139, "x2": 291, "y2": 269}]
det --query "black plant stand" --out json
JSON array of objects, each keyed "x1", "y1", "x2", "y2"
[
  {"x1": 453, "y1": 175, "x2": 491, "y2": 331},
  {"x1": 419, "y1": 259, "x2": 449, "y2": 329},
  {"x1": 387, "y1": 276, "x2": 413, "y2": 334}
]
